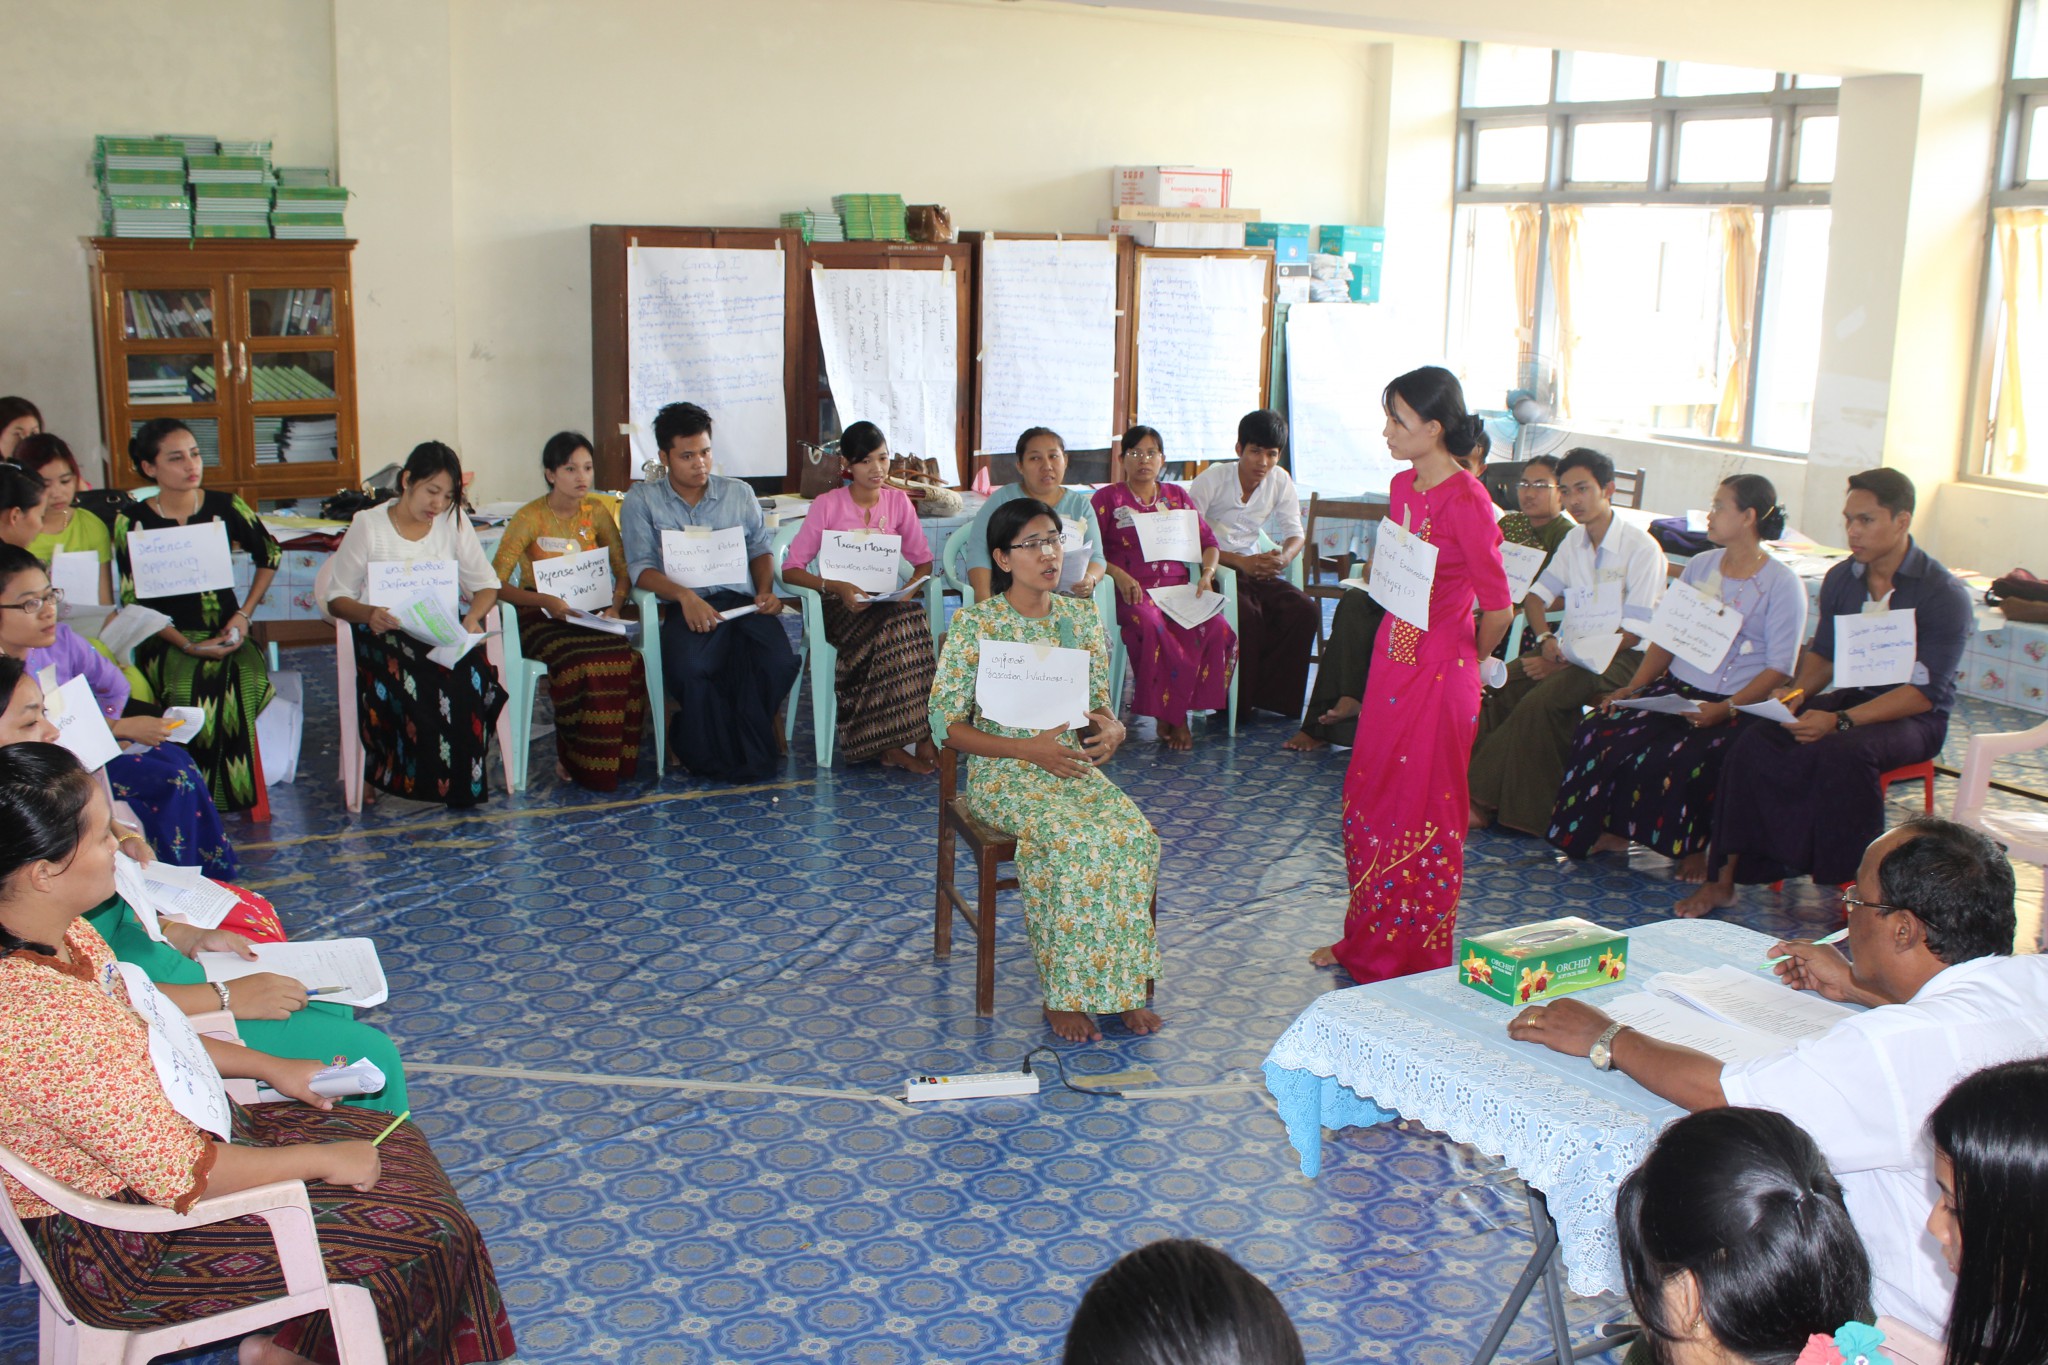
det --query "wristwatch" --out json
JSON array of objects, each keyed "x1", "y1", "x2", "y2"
[
  {"x1": 1537, "y1": 631, "x2": 1557, "y2": 645},
  {"x1": 1589, "y1": 1022, "x2": 1628, "y2": 1071},
  {"x1": 1835, "y1": 711, "x2": 1858, "y2": 732}
]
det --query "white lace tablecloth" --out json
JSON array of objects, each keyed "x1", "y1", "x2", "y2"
[{"x1": 1262, "y1": 918, "x2": 1773, "y2": 1296}]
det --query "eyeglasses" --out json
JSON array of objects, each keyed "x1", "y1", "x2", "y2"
[
  {"x1": 1841, "y1": 889, "x2": 1913, "y2": 916},
  {"x1": 0, "y1": 587, "x2": 64, "y2": 614},
  {"x1": 1006, "y1": 536, "x2": 1063, "y2": 556},
  {"x1": 1517, "y1": 481, "x2": 1557, "y2": 491}
]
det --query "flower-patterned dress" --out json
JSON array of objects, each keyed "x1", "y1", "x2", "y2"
[{"x1": 929, "y1": 593, "x2": 1161, "y2": 1012}]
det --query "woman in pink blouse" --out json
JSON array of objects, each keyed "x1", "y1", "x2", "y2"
[
  {"x1": 1092, "y1": 426, "x2": 1236, "y2": 750},
  {"x1": 1314, "y1": 368, "x2": 1514, "y2": 983},
  {"x1": 781, "y1": 422, "x2": 940, "y2": 774}
]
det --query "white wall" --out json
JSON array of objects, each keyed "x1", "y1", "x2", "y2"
[{"x1": 0, "y1": 0, "x2": 337, "y2": 476}]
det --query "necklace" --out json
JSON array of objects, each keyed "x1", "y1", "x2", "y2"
[{"x1": 1127, "y1": 483, "x2": 1163, "y2": 510}]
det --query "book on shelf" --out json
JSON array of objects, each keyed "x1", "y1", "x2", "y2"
[
  {"x1": 122, "y1": 290, "x2": 214, "y2": 340},
  {"x1": 157, "y1": 134, "x2": 220, "y2": 158},
  {"x1": 273, "y1": 166, "x2": 333, "y2": 187},
  {"x1": 185, "y1": 154, "x2": 270, "y2": 184},
  {"x1": 779, "y1": 209, "x2": 844, "y2": 242}
]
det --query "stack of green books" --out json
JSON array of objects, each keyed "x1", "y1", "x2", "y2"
[
  {"x1": 193, "y1": 181, "x2": 272, "y2": 237},
  {"x1": 101, "y1": 194, "x2": 192, "y2": 238},
  {"x1": 830, "y1": 193, "x2": 908, "y2": 241},
  {"x1": 274, "y1": 166, "x2": 333, "y2": 188},
  {"x1": 94, "y1": 136, "x2": 184, "y2": 177},
  {"x1": 271, "y1": 184, "x2": 348, "y2": 240},
  {"x1": 220, "y1": 138, "x2": 272, "y2": 162},
  {"x1": 94, "y1": 138, "x2": 190, "y2": 237},
  {"x1": 99, "y1": 167, "x2": 185, "y2": 198},
  {"x1": 248, "y1": 363, "x2": 336, "y2": 401},
  {"x1": 779, "y1": 209, "x2": 844, "y2": 243},
  {"x1": 186, "y1": 154, "x2": 269, "y2": 185},
  {"x1": 159, "y1": 134, "x2": 219, "y2": 158}
]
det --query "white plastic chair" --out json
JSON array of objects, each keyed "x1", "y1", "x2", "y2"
[
  {"x1": 0, "y1": 1015, "x2": 389, "y2": 1365},
  {"x1": 313, "y1": 557, "x2": 515, "y2": 812},
  {"x1": 1952, "y1": 716, "x2": 2048, "y2": 946}
]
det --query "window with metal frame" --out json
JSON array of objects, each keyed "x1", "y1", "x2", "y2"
[{"x1": 1970, "y1": 0, "x2": 2048, "y2": 488}]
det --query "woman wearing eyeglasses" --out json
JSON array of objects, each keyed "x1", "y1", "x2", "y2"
[
  {"x1": 930, "y1": 497, "x2": 1161, "y2": 1044},
  {"x1": 0, "y1": 545, "x2": 239, "y2": 879}
]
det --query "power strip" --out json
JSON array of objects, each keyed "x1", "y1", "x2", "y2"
[{"x1": 905, "y1": 1071, "x2": 1041, "y2": 1103}]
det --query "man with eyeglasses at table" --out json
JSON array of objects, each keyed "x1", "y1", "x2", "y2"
[
  {"x1": 1507, "y1": 816, "x2": 2048, "y2": 1340},
  {"x1": 1284, "y1": 450, "x2": 1574, "y2": 751}
]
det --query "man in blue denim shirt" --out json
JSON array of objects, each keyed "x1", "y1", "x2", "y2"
[
  {"x1": 1680, "y1": 468, "x2": 1973, "y2": 916},
  {"x1": 621, "y1": 402, "x2": 797, "y2": 783}
]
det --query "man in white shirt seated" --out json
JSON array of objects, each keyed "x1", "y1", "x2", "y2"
[
  {"x1": 1467, "y1": 446, "x2": 1666, "y2": 834},
  {"x1": 1185, "y1": 410, "x2": 1316, "y2": 722},
  {"x1": 1507, "y1": 816, "x2": 2048, "y2": 1339}
]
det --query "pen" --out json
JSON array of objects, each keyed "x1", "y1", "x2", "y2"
[
  {"x1": 309, "y1": 986, "x2": 350, "y2": 996},
  {"x1": 1779, "y1": 688, "x2": 1804, "y2": 707},
  {"x1": 163, "y1": 718, "x2": 184, "y2": 731},
  {"x1": 1758, "y1": 927, "x2": 1848, "y2": 968},
  {"x1": 371, "y1": 1109, "x2": 410, "y2": 1146}
]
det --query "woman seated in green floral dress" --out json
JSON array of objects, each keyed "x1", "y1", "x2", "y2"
[{"x1": 930, "y1": 497, "x2": 1162, "y2": 1043}]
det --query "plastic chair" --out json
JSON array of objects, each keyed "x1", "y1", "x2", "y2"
[
  {"x1": 1769, "y1": 761, "x2": 1943, "y2": 894},
  {"x1": 1952, "y1": 718, "x2": 2048, "y2": 944},
  {"x1": 0, "y1": 1016, "x2": 389, "y2": 1365},
  {"x1": 493, "y1": 589, "x2": 666, "y2": 791},
  {"x1": 774, "y1": 521, "x2": 943, "y2": 767}
]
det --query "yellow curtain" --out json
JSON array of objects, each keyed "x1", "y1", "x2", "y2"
[
  {"x1": 1993, "y1": 206, "x2": 2048, "y2": 480},
  {"x1": 1713, "y1": 206, "x2": 1762, "y2": 441},
  {"x1": 1506, "y1": 204, "x2": 1542, "y2": 356},
  {"x1": 1547, "y1": 205, "x2": 1582, "y2": 419}
]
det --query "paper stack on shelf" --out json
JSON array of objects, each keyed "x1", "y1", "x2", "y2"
[
  {"x1": 192, "y1": 181, "x2": 272, "y2": 237},
  {"x1": 100, "y1": 167, "x2": 185, "y2": 198},
  {"x1": 779, "y1": 209, "x2": 844, "y2": 243},
  {"x1": 255, "y1": 417, "x2": 339, "y2": 465},
  {"x1": 101, "y1": 194, "x2": 192, "y2": 238},
  {"x1": 831, "y1": 193, "x2": 907, "y2": 241},
  {"x1": 127, "y1": 362, "x2": 211, "y2": 404},
  {"x1": 266, "y1": 288, "x2": 335, "y2": 335},
  {"x1": 94, "y1": 136, "x2": 184, "y2": 177},
  {"x1": 158, "y1": 134, "x2": 220, "y2": 158},
  {"x1": 186, "y1": 154, "x2": 269, "y2": 185},
  {"x1": 273, "y1": 166, "x2": 333, "y2": 187},
  {"x1": 94, "y1": 137, "x2": 189, "y2": 238},
  {"x1": 219, "y1": 138, "x2": 272, "y2": 161},
  {"x1": 271, "y1": 184, "x2": 348, "y2": 239}
]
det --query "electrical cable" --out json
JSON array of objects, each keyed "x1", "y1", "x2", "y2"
[{"x1": 1020, "y1": 1046, "x2": 1122, "y2": 1098}]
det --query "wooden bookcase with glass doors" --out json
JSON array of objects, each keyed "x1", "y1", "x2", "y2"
[{"x1": 87, "y1": 239, "x2": 360, "y2": 503}]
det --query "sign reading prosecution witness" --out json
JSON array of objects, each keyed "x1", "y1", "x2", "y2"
[
  {"x1": 816, "y1": 531, "x2": 904, "y2": 595},
  {"x1": 659, "y1": 527, "x2": 750, "y2": 589}
]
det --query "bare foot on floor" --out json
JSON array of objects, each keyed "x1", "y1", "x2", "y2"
[
  {"x1": 1308, "y1": 944, "x2": 1339, "y2": 967},
  {"x1": 1318, "y1": 697, "x2": 1361, "y2": 727},
  {"x1": 915, "y1": 738, "x2": 939, "y2": 767},
  {"x1": 880, "y1": 747, "x2": 936, "y2": 775},
  {"x1": 555, "y1": 759, "x2": 572, "y2": 783},
  {"x1": 241, "y1": 1336, "x2": 317, "y2": 1365},
  {"x1": 1588, "y1": 833, "x2": 1631, "y2": 856},
  {"x1": 1162, "y1": 723, "x2": 1193, "y2": 751},
  {"x1": 1120, "y1": 1008, "x2": 1162, "y2": 1035},
  {"x1": 1676, "y1": 852, "x2": 1710, "y2": 884},
  {"x1": 1468, "y1": 802, "x2": 1494, "y2": 832},
  {"x1": 1045, "y1": 1008, "x2": 1103, "y2": 1043},
  {"x1": 1675, "y1": 877, "x2": 1737, "y2": 919},
  {"x1": 1282, "y1": 729, "x2": 1328, "y2": 751}
]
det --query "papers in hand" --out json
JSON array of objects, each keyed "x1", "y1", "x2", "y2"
[
  {"x1": 49, "y1": 550, "x2": 102, "y2": 609},
  {"x1": 1603, "y1": 964, "x2": 1854, "y2": 1065},
  {"x1": 1647, "y1": 580, "x2": 1743, "y2": 675},
  {"x1": 659, "y1": 526, "x2": 749, "y2": 589},
  {"x1": 125, "y1": 520, "x2": 235, "y2": 599},
  {"x1": 47, "y1": 674, "x2": 121, "y2": 772},
  {"x1": 1614, "y1": 693, "x2": 1702, "y2": 716},
  {"x1": 564, "y1": 609, "x2": 634, "y2": 637},
  {"x1": 858, "y1": 581, "x2": 923, "y2": 603},
  {"x1": 116, "y1": 963, "x2": 233, "y2": 1139},
  {"x1": 531, "y1": 547, "x2": 615, "y2": 612},
  {"x1": 975, "y1": 640, "x2": 1091, "y2": 732},
  {"x1": 389, "y1": 591, "x2": 484, "y2": 666},
  {"x1": 1367, "y1": 517, "x2": 1437, "y2": 631},
  {"x1": 1735, "y1": 697, "x2": 1800, "y2": 723},
  {"x1": 1057, "y1": 526, "x2": 1092, "y2": 592},
  {"x1": 199, "y1": 938, "x2": 390, "y2": 1009},
  {"x1": 137, "y1": 860, "x2": 239, "y2": 930},
  {"x1": 1499, "y1": 542, "x2": 1547, "y2": 603},
  {"x1": 113, "y1": 852, "x2": 173, "y2": 943},
  {"x1": 161, "y1": 705, "x2": 205, "y2": 742},
  {"x1": 1147, "y1": 583, "x2": 1225, "y2": 631},
  {"x1": 1131, "y1": 509, "x2": 1201, "y2": 563},
  {"x1": 717, "y1": 604, "x2": 759, "y2": 621},
  {"x1": 817, "y1": 530, "x2": 904, "y2": 595},
  {"x1": 91, "y1": 604, "x2": 173, "y2": 660},
  {"x1": 1833, "y1": 608, "x2": 1918, "y2": 688}
]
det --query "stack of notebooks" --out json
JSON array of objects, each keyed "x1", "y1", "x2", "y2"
[
  {"x1": 830, "y1": 193, "x2": 907, "y2": 241},
  {"x1": 274, "y1": 166, "x2": 334, "y2": 188},
  {"x1": 128, "y1": 362, "x2": 213, "y2": 405},
  {"x1": 160, "y1": 134, "x2": 219, "y2": 159},
  {"x1": 94, "y1": 137, "x2": 189, "y2": 238},
  {"x1": 779, "y1": 209, "x2": 844, "y2": 243},
  {"x1": 271, "y1": 184, "x2": 348, "y2": 239},
  {"x1": 192, "y1": 182, "x2": 271, "y2": 237},
  {"x1": 248, "y1": 362, "x2": 335, "y2": 402},
  {"x1": 254, "y1": 416, "x2": 339, "y2": 465}
]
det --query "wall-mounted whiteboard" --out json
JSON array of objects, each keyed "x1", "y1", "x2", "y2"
[
  {"x1": 978, "y1": 238, "x2": 1119, "y2": 455},
  {"x1": 1134, "y1": 253, "x2": 1269, "y2": 461},
  {"x1": 1286, "y1": 303, "x2": 1414, "y2": 496},
  {"x1": 627, "y1": 246, "x2": 788, "y2": 477},
  {"x1": 811, "y1": 264, "x2": 960, "y2": 472}
]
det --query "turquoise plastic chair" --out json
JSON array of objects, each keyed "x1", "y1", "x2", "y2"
[
  {"x1": 1503, "y1": 606, "x2": 1567, "y2": 658},
  {"x1": 940, "y1": 519, "x2": 1120, "y2": 709},
  {"x1": 496, "y1": 589, "x2": 666, "y2": 791},
  {"x1": 774, "y1": 520, "x2": 944, "y2": 767},
  {"x1": 121, "y1": 483, "x2": 282, "y2": 671}
]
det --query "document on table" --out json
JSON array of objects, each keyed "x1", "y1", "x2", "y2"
[
  {"x1": 116, "y1": 963, "x2": 233, "y2": 1139},
  {"x1": 1647, "y1": 580, "x2": 1744, "y2": 675},
  {"x1": 199, "y1": 938, "x2": 389, "y2": 1009},
  {"x1": 531, "y1": 548, "x2": 615, "y2": 612},
  {"x1": 1132, "y1": 509, "x2": 1201, "y2": 564},
  {"x1": 1602, "y1": 992, "x2": 1787, "y2": 1065},
  {"x1": 125, "y1": 520, "x2": 235, "y2": 599},
  {"x1": 47, "y1": 673, "x2": 121, "y2": 772},
  {"x1": 1735, "y1": 698, "x2": 1799, "y2": 723},
  {"x1": 1832, "y1": 608, "x2": 1917, "y2": 688},
  {"x1": 1644, "y1": 964, "x2": 1853, "y2": 1043},
  {"x1": 1500, "y1": 542, "x2": 1547, "y2": 603},
  {"x1": 139, "y1": 860, "x2": 238, "y2": 930},
  {"x1": 1148, "y1": 583, "x2": 1225, "y2": 631},
  {"x1": 975, "y1": 640, "x2": 1091, "y2": 731},
  {"x1": 1367, "y1": 517, "x2": 1437, "y2": 630},
  {"x1": 817, "y1": 530, "x2": 904, "y2": 595},
  {"x1": 659, "y1": 526, "x2": 750, "y2": 589},
  {"x1": 1613, "y1": 694, "x2": 1702, "y2": 716}
]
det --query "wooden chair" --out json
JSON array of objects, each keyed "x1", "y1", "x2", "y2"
[
  {"x1": 934, "y1": 747, "x2": 1156, "y2": 1015},
  {"x1": 1300, "y1": 494, "x2": 1387, "y2": 659},
  {"x1": 1610, "y1": 467, "x2": 1648, "y2": 510}
]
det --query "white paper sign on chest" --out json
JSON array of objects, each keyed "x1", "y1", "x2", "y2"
[
  {"x1": 47, "y1": 673, "x2": 121, "y2": 772},
  {"x1": 1499, "y1": 542, "x2": 1547, "y2": 603},
  {"x1": 1132, "y1": 509, "x2": 1201, "y2": 564},
  {"x1": 660, "y1": 526, "x2": 750, "y2": 588},
  {"x1": 531, "y1": 547, "x2": 615, "y2": 611},
  {"x1": 1367, "y1": 517, "x2": 1438, "y2": 631},
  {"x1": 126, "y1": 520, "x2": 235, "y2": 599},
  {"x1": 1565, "y1": 579, "x2": 1625, "y2": 637},
  {"x1": 1833, "y1": 608, "x2": 1918, "y2": 688},
  {"x1": 818, "y1": 530, "x2": 904, "y2": 595},
  {"x1": 115, "y1": 962, "x2": 233, "y2": 1139},
  {"x1": 50, "y1": 550, "x2": 102, "y2": 609},
  {"x1": 1648, "y1": 580, "x2": 1745, "y2": 675},
  {"x1": 975, "y1": 639, "x2": 1091, "y2": 732},
  {"x1": 366, "y1": 558, "x2": 460, "y2": 617}
]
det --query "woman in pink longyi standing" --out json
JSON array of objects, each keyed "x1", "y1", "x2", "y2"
[{"x1": 1313, "y1": 367, "x2": 1514, "y2": 983}]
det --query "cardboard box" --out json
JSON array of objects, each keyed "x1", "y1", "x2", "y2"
[
  {"x1": 1246, "y1": 222, "x2": 1312, "y2": 263},
  {"x1": 1098, "y1": 219, "x2": 1245, "y2": 249},
  {"x1": 1317, "y1": 224, "x2": 1386, "y2": 303},
  {"x1": 1114, "y1": 165, "x2": 1233, "y2": 209},
  {"x1": 1457, "y1": 917, "x2": 1628, "y2": 1005}
]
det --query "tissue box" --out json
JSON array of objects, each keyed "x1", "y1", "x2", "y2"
[{"x1": 1458, "y1": 917, "x2": 1628, "y2": 1005}]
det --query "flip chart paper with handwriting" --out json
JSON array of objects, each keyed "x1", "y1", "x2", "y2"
[
  {"x1": 1367, "y1": 517, "x2": 1436, "y2": 631},
  {"x1": 1832, "y1": 608, "x2": 1917, "y2": 688},
  {"x1": 659, "y1": 526, "x2": 749, "y2": 589},
  {"x1": 1132, "y1": 510, "x2": 1201, "y2": 564},
  {"x1": 531, "y1": 547, "x2": 615, "y2": 612},
  {"x1": 1647, "y1": 580, "x2": 1744, "y2": 675},
  {"x1": 126, "y1": 520, "x2": 234, "y2": 599},
  {"x1": 975, "y1": 640, "x2": 1091, "y2": 732},
  {"x1": 116, "y1": 962, "x2": 233, "y2": 1139},
  {"x1": 817, "y1": 531, "x2": 904, "y2": 595},
  {"x1": 367, "y1": 558, "x2": 459, "y2": 617}
]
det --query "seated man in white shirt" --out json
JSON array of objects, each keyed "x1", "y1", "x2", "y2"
[
  {"x1": 1467, "y1": 446, "x2": 1666, "y2": 834},
  {"x1": 1507, "y1": 816, "x2": 2048, "y2": 1339},
  {"x1": 1185, "y1": 410, "x2": 1316, "y2": 722}
]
